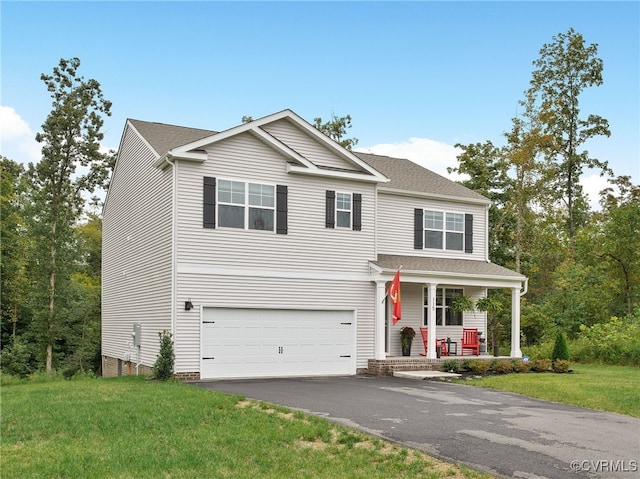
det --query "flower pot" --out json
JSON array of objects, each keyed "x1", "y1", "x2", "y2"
[{"x1": 401, "y1": 341, "x2": 412, "y2": 356}]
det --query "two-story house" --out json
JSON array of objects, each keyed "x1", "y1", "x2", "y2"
[{"x1": 102, "y1": 109, "x2": 526, "y2": 380}]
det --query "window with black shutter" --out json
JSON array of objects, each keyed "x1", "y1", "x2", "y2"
[
  {"x1": 326, "y1": 190, "x2": 335, "y2": 228},
  {"x1": 203, "y1": 177, "x2": 216, "y2": 228},
  {"x1": 276, "y1": 185, "x2": 288, "y2": 234}
]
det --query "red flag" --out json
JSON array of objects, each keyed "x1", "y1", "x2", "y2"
[{"x1": 387, "y1": 270, "x2": 402, "y2": 325}]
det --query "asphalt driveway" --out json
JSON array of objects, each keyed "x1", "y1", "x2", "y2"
[{"x1": 192, "y1": 375, "x2": 640, "y2": 479}]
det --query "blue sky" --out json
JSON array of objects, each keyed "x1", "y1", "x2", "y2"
[{"x1": 2, "y1": 1, "x2": 638, "y2": 207}]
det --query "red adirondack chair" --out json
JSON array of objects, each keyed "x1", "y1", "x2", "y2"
[
  {"x1": 461, "y1": 328, "x2": 480, "y2": 355},
  {"x1": 419, "y1": 327, "x2": 428, "y2": 356},
  {"x1": 436, "y1": 338, "x2": 449, "y2": 356},
  {"x1": 420, "y1": 327, "x2": 449, "y2": 357}
]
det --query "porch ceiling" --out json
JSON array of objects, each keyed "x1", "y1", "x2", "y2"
[{"x1": 370, "y1": 254, "x2": 525, "y2": 287}]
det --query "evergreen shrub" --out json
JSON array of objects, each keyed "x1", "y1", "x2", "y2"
[
  {"x1": 152, "y1": 330, "x2": 175, "y2": 380},
  {"x1": 531, "y1": 359, "x2": 551, "y2": 372},
  {"x1": 552, "y1": 360, "x2": 570, "y2": 373},
  {"x1": 493, "y1": 360, "x2": 514, "y2": 374},
  {"x1": 512, "y1": 360, "x2": 531, "y2": 373},
  {"x1": 440, "y1": 359, "x2": 460, "y2": 373},
  {"x1": 468, "y1": 360, "x2": 490, "y2": 375},
  {"x1": 551, "y1": 332, "x2": 569, "y2": 363}
]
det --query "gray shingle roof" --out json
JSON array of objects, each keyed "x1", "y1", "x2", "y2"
[
  {"x1": 354, "y1": 151, "x2": 488, "y2": 203},
  {"x1": 127, "y1": 118, "x2": 488, "y2": 203},
  {"x1": 128, "y1": 119, "x2": 216, "y2": 158},
  {"x1": 373, "y1": 254, "x2": 525, "y2": 279}
]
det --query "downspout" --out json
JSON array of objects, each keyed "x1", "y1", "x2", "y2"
[
  {"x1": 521, "y1": 278, "x2": 528, "y2": 296},
  {"x1": 163, "y1": 154, "x2": 178, "y2": 337}
]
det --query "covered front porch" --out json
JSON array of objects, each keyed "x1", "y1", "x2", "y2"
[{"x1": 369, "y1": 254, "x2": 527, "y2": 364}]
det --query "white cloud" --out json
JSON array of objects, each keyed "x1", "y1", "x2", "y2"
[
  {"x1": 0, "y1": 105, "x2": 40, "y2": 163},
  {"x1": 359, "y1": 137, "x2": 608, "y2": 211},
  {"x1": 581, "y1": 172, "x2": 612, "y2": 211},
  {"x1": 357, "y1": 137, "x2": 466, "y2": 181}
]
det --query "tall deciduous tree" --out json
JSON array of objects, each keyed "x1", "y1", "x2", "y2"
[
  {"x1": 313, "y1": 114, "x2": 358, "y2": 150},
  {"x1": 28, "y1": 57, "x2": 112, "y2": 372},
  {"x1": 525, "y1": 28, "x2": 611, "y2": 238},
  {"x1": 449, "y1": 141, "x2": 514, "y2": 266},
  {"x1": 0, "y1": 157, "x2": 30, "y2": 343}
]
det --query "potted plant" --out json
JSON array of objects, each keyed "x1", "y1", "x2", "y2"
[{"x1": 400, "y1": 326, "x2": 416, "y2": 356}]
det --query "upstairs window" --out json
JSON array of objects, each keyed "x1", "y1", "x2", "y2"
[
  {"x1": 218, "y1": 179, "x2": 274, "y2": 231},
  {"x1": 424, "y1": 210, "x2": 464, "y2": 251},
  {"x1": 336, "y1": 192, "x2": 352, "y2": 228},
  {"x1": 326, "y1": 190, "x2": 362, "y2": 230}
]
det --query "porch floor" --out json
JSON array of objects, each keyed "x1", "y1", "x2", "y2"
[{"x1": 367, "y1": 355, "x2": 515, "y2": 376}]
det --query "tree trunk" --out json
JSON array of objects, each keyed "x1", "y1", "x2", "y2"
[{"x1": 46, "y1": 221, "x2": 57, "y2": 373}]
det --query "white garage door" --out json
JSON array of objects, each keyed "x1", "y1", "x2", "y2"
[{"x1": 201, "y1": 308, "x2": 356, "y2": 379}]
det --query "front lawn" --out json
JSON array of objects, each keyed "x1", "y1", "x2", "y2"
[
  {"x1": 456, "y1": 364, "x2": 640, "y2": 417},
  {"x1": 1, "y1": 375, "x2": 491, "y2": 479}
]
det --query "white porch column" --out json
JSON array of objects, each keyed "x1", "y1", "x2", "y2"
[
  {"x1": 374, "y1": 281, "x2": 386, "y2": 360},
  {"x1": 427, "y1": 283, "x2": 437, "y2": 359},
  {"x1": 510, "y1": 286, "x2": 523, "y2": 358}
]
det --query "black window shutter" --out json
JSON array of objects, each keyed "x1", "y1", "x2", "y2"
[
  {"x1": 203, "y1": 177, "x2": 216, "y2": 228},
  {"x1": 326, "y1": 190, "x2": 335, "y2": 228},
  {"x1": 414, "y1": 209, "x2": 423, "y2": 249},
  {"x1": 465, "y1": 213, "x2": 473, "y2": 253},
  {"x1": 276, "y1": 185, "x2": 288, "y2": 234},
  {"x1": 352, "y1": 193, "x2": 362, "y2": 231}
]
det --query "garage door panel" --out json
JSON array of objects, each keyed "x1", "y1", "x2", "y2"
[{"x1": 201, "y1": 308, "x2": 355, "y2": 379}]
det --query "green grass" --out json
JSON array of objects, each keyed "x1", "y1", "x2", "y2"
[
  {"x1": 456, "y1": 364, "x2": 640, "y2": 417},
  {"x1": 1, "y1": 375, "x2": 491, "y2": 479}
]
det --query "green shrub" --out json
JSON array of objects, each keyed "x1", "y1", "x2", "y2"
[
  {"x1": 493, "y1": 360, "x2": 514, "y2": 374},
  {"x1": 152, "y1": 330, "x2": 175, "y2": 380},
  {"x1": 522, "y1": 341, "x2": 554, "y2": 360},
  {"x1": 531, "y1": 359, "x2": 551, "y2": 372},
  {"x1": 512, "y1": 360, "x2": 531, "y2": 373},
  {"x1": 440, "y1": 360, "x2": 460, "y2": 373},
  {"x1": 570, "y1": 313, "x2": 640, "y2": 366},
  {"x1": 468, "y1": 359, "x2": 490, "y2": 375},
  {"x1": 461, "y1": 358, "x2": 473, "y2": 371},
  {"x1": 551, "y1": 332, "x2": 569, "y2": 363},
  {"x1": 0, "y1": 339, "x2": 33, "y2": 378},
  {"x1": 552, "y1": 359, "x2": 570, "y2": 373}
]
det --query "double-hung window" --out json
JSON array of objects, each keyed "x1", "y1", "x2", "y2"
[
  {"x1": 218, "y1": 179, "x2": 274, "y2": 231},
  {"x1": 336, "y1": 192, "x2": 352, "y2": 228},
  {"x1": 423, "y1": 288, "x2": 464, "y2": 326},
  {"x1": 424, "y1": 210, "x2": 464, "y2": 251}
]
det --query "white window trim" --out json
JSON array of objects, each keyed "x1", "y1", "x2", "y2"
[
  {"x1": 423, "y1": 287, "x2": 465, "y2": 327},
  {"x1": 335, "y1": 192, "x2": 353, "y2": 229},
  {"x1": 423, "y1": 209, "x2": 465, "y2": 251},
  {"x1": 217, "y1": 178, "x2": 276, "y2": 232}
]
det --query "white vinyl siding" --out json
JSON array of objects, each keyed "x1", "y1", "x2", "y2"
[
  {"x1": 261, "y1": 119, "x2": 359, "y2": 171},
  {"x1": 173, "y1": 123, "x2": 378, "y2": 374},
  {"x1": 176, "y1": 132, "x2": 376, "y2": 273},
  {"x1": 174, "y1": 273, "x2": 374, "y2": 373},
  {"x1": 102, "y1": 124, "x2": 173, "y2": 367},
  {"x1": 376, "y1": 192, "x2": 487, "y2": 261}
]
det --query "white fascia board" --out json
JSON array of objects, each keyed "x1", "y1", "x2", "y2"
[
  {"x1": 250, "y1": 127, "x2": 316, "y2": 168},
  {"x1": 368, "y1": 263, "x2": 525, "y2": 288},
  {"x1": 167, "y1": 109, "x2": 296, "y2": 156},
  {"x1": 154, "y1": 151, "x2": 208, "y2": 170},
  {"x1": 286, "y1": 164, "x2": 388, "y2": 183},
  {"x1": 280, "y1": 112, "x2": 390, "y2": 183},
  {"x1": 378, "y1": 187, "x2": 491, "y2": 206}
]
